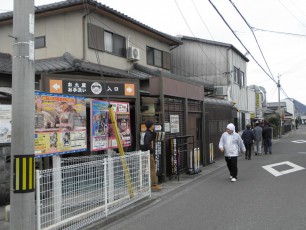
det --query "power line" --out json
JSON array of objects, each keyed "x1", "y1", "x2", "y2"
[
  {"x1": 278, "y1": 0, "x2": 306, "y2": 27},
  {"x1": 229, "y1": 0, "x2": 276, "y2": 82},
  {"x1": 208, "y1": 0, "x2": 278, "y2": 85},
  {"x1": 287, "y1": 0, "x2": 306, "y2": 19},
  {"x1": 191, "y1": 0, "x2": 233, "y2": 72},
  {"x1": 252, "y1": 27, "x2": 306, "y2": 37},
  {"x1": 174, "y1": 0, "x2": 225, "y2": 76}
]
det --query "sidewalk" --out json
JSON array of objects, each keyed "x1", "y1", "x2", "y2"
[
  {"x1": 83, "y1": 159, "x2": 227, "y2": 230},
  {"x1": 0, "y1": 159, "x2": 226, "y2": 230}
]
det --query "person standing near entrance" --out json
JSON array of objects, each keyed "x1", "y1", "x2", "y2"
[
  {"x1": 140, "y1": 120, "x2": 161, "y2": 191},
  {"x1": 219, "y1": 123, "x2": 246, "y2": 182},
  {"x1": 241, "y1": 124, "x2": 255, "y2": 160},
  {"x1": 253, "y1": 122, "x2": 263, "y2": 155}
]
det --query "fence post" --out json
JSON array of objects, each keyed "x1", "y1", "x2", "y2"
[
  {"x1": 107, "y1": 150, "x2": 114, "y2": 203},
  {"x1": 52, "y1": 156, "x2": 62, "y2": 222},
  {"x1": 36, "y1": 170, "x2": 41, "y2": 230},
  {"x1": 197, "y1": 148, "x2": 200, "y2": 171},
  {"x1": 139, "y1": 151, "x2": 143, "y2": 192},
  {"x1": 147, "y1": 151, "x2": 151, "y2": 197},
  {"x1": 104, "y1": 158, "x2": 108, "y2": 217}
]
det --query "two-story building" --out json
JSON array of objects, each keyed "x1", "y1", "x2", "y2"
[
  {"x1": 171, "y1": 36, "x2": 256, "y2": 131},
  {"x1": 0, "y1": 0, "x2": 211, "y2": 201}
]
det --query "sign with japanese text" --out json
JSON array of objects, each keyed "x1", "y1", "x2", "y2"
[
  {"x1": 170, "y1": 115, "x2": 180, "y2": 134},
  {"x1": 49, "y1": 79, "x2": 135, "y2": 97},
  {"x1": 34, "y1": 92, "x2": 87, "y2": 157},
  {"x1": 0, "y1": 105, "x2": 12, "y2": 144},
  {"x1": 91, "y1": 100, "x2": 131, "y2": 151}
]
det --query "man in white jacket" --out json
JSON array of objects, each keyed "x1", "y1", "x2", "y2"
[{"x1": 219, "y1": 123, "x2": 246, "y2": 182}]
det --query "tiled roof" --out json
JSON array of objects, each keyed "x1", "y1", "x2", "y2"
[
  {"x1": 0, "y1": 0, "x2": 182, "y2": 46},
  {"x1": 132, "y1": 63, "x2": 214, "y2": 90},
  {"x1": 0, "y1": 52, "x2": 137, "y2": 79}
]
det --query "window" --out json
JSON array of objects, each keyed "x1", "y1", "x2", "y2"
[
  {"x1": 234, "y1": 67, "x2": 239, "y2": 84},
  {"x1": 240, "y1": 71, "x2": 245, "y2": 87},
  {"x1": 35, "y1": 36, "x2": 46, "y2": 49},
  {"x1": 104, "y1": 31, "x2": 113, "y2": 52},
  {"x1": 147, "y1": 46, "x2": 171, "y2": 70},
  {"x1": 88, "y1": 23, "x2": 126, "y2": 57},
  {"x1": 88, "y1": 23, "x2": 104, "y2": 51},
  {"x1": 233, "y1": 67, "x2": 245, "y2": 87}
]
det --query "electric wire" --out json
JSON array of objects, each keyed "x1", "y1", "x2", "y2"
[
  {"x1": 252, "y1": 27, "x2": 306, "y2": 37},
  {"x1": 191, "y1": 0, "x2": 234, "y2": 76},
  {"x1": 208, "y1": 0, "x2": 278, "y2": 85},
  {"x1": 278, "y1": 0, "x2": 306, "y2": 27},
  {"x1": 288, "y1": 0, "x2": 306, "y2": 19},
  {"x1": 174, "y1": 0, "x2": 225, "y2": 76},
  {"x1": 229, "y1": 0, "x2": 276, "y2": 82},
  {"x1": 82, "y1": 0, "x2": 111, "y2": 105},
  {"x1": 81, "y1": 1, "x2": 224, "y2": 87}
]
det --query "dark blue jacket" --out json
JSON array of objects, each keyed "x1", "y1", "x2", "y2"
[{"x1": 241, "y1": 129, "x2": 255, "y2": 145}]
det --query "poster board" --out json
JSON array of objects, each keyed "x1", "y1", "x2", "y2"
[
  {"x1": 34, "y1": 92, "x2": 87, "y2": 157},
  {"x1": 0, "y1": 105, "x2": 12, "y2": 144},
  {"x1": 91, "y1": 100, "x2": 131, "y2": 151}
]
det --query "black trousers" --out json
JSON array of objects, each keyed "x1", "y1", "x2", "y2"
[
  {"x1": 225, "y1": 156, "x2": 238, "y2": 179},
  {"x1": 245, "y1": 143, "x2": 252, "y2": 159}
]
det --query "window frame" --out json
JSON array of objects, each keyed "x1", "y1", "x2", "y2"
[
  {"x1": 87, "y1": 23, "x2": 126, "y2": 58},
  {"x1": 146, "y1": 46, "x2": 171, "y2": 70}
]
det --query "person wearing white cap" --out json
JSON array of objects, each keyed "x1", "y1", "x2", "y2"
[{"x1": 219, "y1": 123, "x2": 246, "y2": 182}]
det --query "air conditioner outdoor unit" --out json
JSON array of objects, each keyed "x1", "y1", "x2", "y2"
[
  {"x1": 214, "y1": 86, "x2": 228, "y2": 96},
  {"x1": 127, "y1": 47, "x2": 140, "y2": 61}
]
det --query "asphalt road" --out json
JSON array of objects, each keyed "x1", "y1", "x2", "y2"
[{"x1": 105, "y1": 125, "x2": 306, "y2": 230}]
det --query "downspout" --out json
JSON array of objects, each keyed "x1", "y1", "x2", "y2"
[
  {"x1": 82, "y1": 5, "x2": 97, "y2": 61},
  {"x1": 226, "y1": 48, "x2": 232, "y2": 102}
]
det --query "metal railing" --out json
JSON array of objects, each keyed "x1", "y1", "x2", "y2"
[{"x1": 36, "y1": 151, "x2": 151, "y2": 230}]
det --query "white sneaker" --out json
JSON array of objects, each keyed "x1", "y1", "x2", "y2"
[
  {"x1": 231, "y1": 178, "x2": 237, "y2": 182},
  {"x1": 229, "y1": 176, "x2": 233, "y2": 179}
]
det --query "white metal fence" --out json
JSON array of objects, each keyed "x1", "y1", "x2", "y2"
[{"x1": 36, "y1": 151, "x2": 151, "y2": 230}]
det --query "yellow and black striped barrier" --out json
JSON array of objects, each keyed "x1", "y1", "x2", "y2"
[{"x1": 13, "y1": 155, "x2": 35, "y2": 193}]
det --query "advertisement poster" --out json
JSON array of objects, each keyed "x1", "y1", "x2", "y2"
[
  {"x1": 91, "y1": 100, "x2": 131, "y2": 151},
  {"x1": 0, "y1": 105, "x2": 12, "y2": 144},
  {"x1": 34, "y1": 92, "x2": 87, "y2": 157}
]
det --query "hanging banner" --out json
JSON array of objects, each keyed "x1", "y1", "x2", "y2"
[
  {"x1": 0, "y1": 105, "x2": 12, "y2": 144},
  {"x1": 90, "y1": 100, "x2": 131, "y2": 151},
  {"x1": 34, "y1": 92, "x2": 87, "y2": 157}
]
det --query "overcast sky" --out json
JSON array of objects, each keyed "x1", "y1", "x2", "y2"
[{"x1": 2, "y1": 0, "x2": 306, "y2": 104}]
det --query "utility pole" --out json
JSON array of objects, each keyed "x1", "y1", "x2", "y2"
[
  {"x1": 277, "y1": 75, "x2": 281, "y2": 138},
  {"x1": 10, "y1": 0, "x2": 35, "y2": 229}
]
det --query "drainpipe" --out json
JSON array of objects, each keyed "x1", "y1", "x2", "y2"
[
  {"x1": 226, "y1": 48, "x2": 232, "y2": 102},
  {"x1": 82, "y1": 5, "x2": 97, "y2": 61}
]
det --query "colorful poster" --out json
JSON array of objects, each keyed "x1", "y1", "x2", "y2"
[
  {"x1": 91, "y1": 100, "x2": 131, "y2": 151},
  {"x1": 34, "y1": 92, "x2": 87, "y2": 157},
  {"x1": 0, "y1": 105, "x2": 12, "y2": 144}
]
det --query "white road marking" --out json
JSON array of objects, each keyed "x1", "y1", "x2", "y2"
[
  {"x1": 291, "y1": 140, "x2": 306, "y2": 143},
  {"x1": 298, "y1": 152, "x2": 306, "y2": 154},
  {"x1": 262, "y1": 161, "x2": 305, "y2": 177}
]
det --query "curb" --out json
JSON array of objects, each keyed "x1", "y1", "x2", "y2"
[{"x1": 85, "y1": 196, "x2": 158, "y2": 230}]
